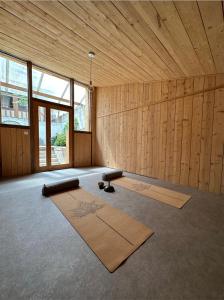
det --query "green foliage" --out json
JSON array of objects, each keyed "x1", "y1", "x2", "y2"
[
  {"x1": 18, "y1": 96, "x2": 28, "y2": 106},
  {"x1": 52, "y1": 123, "x2": 68, "y2": 147},
  {"x1": 54, "y1": 133, "x2": 66, "y2": 146}
]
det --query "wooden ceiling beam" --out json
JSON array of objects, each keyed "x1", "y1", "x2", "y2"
[
  {"x1": 197, "y1": 1, "x2": 224, "y2": 73},
  {"x1": 0, "y1": 0, "x2": 222, "y2": 86},
  {"x1": 31, "y1": 0, "x2": 152, "y2": 81},
  {"x1": 0, "y1": 7, "x2": 121, "y2": 85},
  {"x1": 70, "y1": 1, "x2": 172, "y2": 79},
  {"x1": 174, "y1": 1, "x2": 216, "y2": 74},
  {"x1": 0, "y1": 0, "x2": 137, "y2": 83},
  {"x1": 112, "y1": 1, "x2": 185, "y2": 77}
]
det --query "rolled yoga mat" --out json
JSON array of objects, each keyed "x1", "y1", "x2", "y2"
[
  {"x1": 51, "y1": 188, "x2": 153, "y2": 272},
  {"x1": 102, "y1": 169, "x2": 123, "y2": 181},
  {"x1": 42, "y1": 178, "x2": 79, "y2": 197},
  {"x1": 113, "y1": 177, "x2": 191, "y2": 209}
]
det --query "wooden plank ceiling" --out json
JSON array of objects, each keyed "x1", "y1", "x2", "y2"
[{"x1": 0, "y1": 1, "x2": 223, "y2": 87}]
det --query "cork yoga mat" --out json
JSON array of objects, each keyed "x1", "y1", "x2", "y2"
[
  {"x1": 51, "y1": 188, "x2": 153, "y2": 272},
  {"x1": 113, "y1": 177, "x2": 191, "y2": 209}
]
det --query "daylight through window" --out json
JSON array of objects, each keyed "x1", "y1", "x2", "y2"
[
  {"x1": 0, "y1": 54, "x2": 29, "y2": 126},
  {"x1": 32, "y1": 67, "x2": 71, "y2": 106},
  {"x1": 74, "y1": 84, "x2": 90, "y2": 131}
]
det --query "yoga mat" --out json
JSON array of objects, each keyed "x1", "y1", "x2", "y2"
[
  {"x1": 113, "y1": 177, "x2": 191, "y2": 208},
  {"x1": 51, "y1": 188, "x2": 153, "y2": 272}
]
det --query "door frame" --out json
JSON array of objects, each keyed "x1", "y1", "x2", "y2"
[{"x1": 32, "y1": 98, "x2": 73, "y2": 172}]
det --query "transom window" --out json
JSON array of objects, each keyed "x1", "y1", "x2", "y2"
[
  {"x1": 0, "y1": 53, "x2": 91, "y2": 131},
  {"x1": 32, "y1": 67, "x2": 71, "y2": 106}
]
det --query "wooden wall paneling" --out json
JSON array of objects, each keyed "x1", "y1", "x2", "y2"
[
  {"x1": 120, "y1": 112, "x2": 125, "y2": 170},
  {"x1": 91, "y1": 89, "x2": 96, "y2": 166},
  {"x1": 209, "y1": 74, "x2": 224, "y2": 193},
  {"x1": 143, "y1": 82, "x2": 152, "y2": 106},
  {"x1": 22, "y1": 129, "x2": 31, "y2": 174},
  {"x1": 95, "y1": 75, "x2": 224, "y2": 194},
  {"x1": 126, "y1": 111, "x2": 131, "y2": 172},
  {"x1": 111, "y1": 114, "x2": 116, "y2": 168},
  {"x1": 188, "y1": 92, "x2": 204, "y2": 187},
  {"x1": 180, "y1": 95, "x2": 193, "y2": 186},
  {"x1": 159, "y1": 102, "x2": 168, "y2": 179},
  {"x1": 172, "y1": 98, "x2": 184, "y2": 184},
  {"x1": 74, "y1": 132, "x2": 91, "y2": 167},
  {"x1": 98, "y1": 117, "x2": 104, "y2": 166},
  {"x1": 161, "y1": 81, "x2": 169, "y2": 102},
  {"x1": 165, "y1": 99, "x2": 176, "y2": 182},
  {"x1": 104, "y1": 116, "x2": 108, "y2": 166},
  {"x1": 152, "y1": 103, "x2": 161, "y2": 178},
  {"x1": 131, "y1": 109, "x2": 137, "y2": 173},
  {"x1": 1, "y1": 127, "x2": 31, "y2": 177},
  {"x1": 184, "y1": 77, "x2": 194, "y2": 96},
  {"x1": 146, "y1": 104, "x2": 155, "y2": 177},
  {"x1": 179, "y1": 77, "x2": 194, "y2": 185},
  {"x1": 188, "y1": 76, "x2": 205, "y2": 187},
  {"x1": 116, "y1": 113, "x2": 121, "y2": 169},
  {"x1": 152, "y1": 82, "x2": 162, "y2": 103},
  {"x1": 11, "y1": 128, "x2": 18, "y2": 176},
  {"x1": 176, "y1": 79, "x2": 185, "y2": 98},
  {"x1": 141, "y1": 106, "x2": 148, "y2": 175},
  {"x1": 1, "y1": 127, "x2": 11, "y2": 176},
  {"x1": 136, "y1": 107, "x2": 143, "y2": 175},
  {"x1": 17, "y1": 129, "x2": 24, "y2": 176},
  {"x1": 168, "y1": 80, "x2": 177, "y2": 100},
  {"x1": 199, "y1": 75, "x2": 216, "y2": 191},
  {"x1": 123, "y1": 111, "x2": 128, "y2": 171}
]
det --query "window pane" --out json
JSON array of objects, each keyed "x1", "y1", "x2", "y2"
[
  {"x1": 32, "y1": 67, "x2": 71, "y2": 106},
  {"x1": 74, "y1": 84, "x2": 90, "y2": 131},
  {"x1": 0, "y1": 55, "x2": 29, "y2": 126},
  {"x1": 51, "y1": 109, "x2": 69, "y2": 165},
  {"x1": 38, "y1": 107, "x2": 47, "y2": 167}
]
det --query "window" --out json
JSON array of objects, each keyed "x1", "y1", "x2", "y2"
[
  {"x1": 32, "y1": 67, "x2": 71, "y2": 106},
  {"x1": 74, "y1": 84, "x2": 90, "y2": 131},
  {"x1": 0, "y1": 54, "x2": 29, "y2": 126}
]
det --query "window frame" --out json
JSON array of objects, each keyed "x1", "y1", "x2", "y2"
[
  {"x1": 0, "y1": 53, "x2": 29, "y2": 127},
  {"x1": 0, "y1": 50, "x2": 92, "y2": 133},
  {"x1": 74, "y1": 83, "x2": 91, "y2": 133},
  {"x1": 32, "y1": 65, "x2": 72, "y2": 107}
]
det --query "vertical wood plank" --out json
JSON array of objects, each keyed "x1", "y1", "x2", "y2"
[
  {"x1": 199, "y1": 75, "x2": 215, "y2": 191},
  {"x1": 172, "y1": 98, "x2": 184, "y2": 184},
  {"x1": 180, "y1": 95, "x2": 193, "y2": 186},
  {"x1": 209, "y1": 74, "x2": 224, "y2": 193}
]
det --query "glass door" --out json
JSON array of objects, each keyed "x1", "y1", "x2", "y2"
[
  {"x1": 33, "y1": 100, "x2": 72, "y2": 171},
  {"x1": 50, "y1": 109, "x2": 70, "y2": 166}
]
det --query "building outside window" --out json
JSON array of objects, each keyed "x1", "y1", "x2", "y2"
[
  {"x1": 0, "y1": 54, "x2": 29, "y2": 126},
  {"x1": 74, "y1": 84, "x2": 90, "y2": 131}
]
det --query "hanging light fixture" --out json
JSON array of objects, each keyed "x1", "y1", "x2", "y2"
[{"x1": 88, "y1": 51, "x2": 95, "y2": 90}]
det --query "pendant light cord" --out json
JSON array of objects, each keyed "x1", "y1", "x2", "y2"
[{"x1": 89, "y1": 56, "x2": 93, "y2": 87}]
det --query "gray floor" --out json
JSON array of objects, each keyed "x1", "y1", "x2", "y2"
[{"x1": 0, "y1": 167, "x2": 224, "y2": 300}]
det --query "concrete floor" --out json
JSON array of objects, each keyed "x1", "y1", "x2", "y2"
[{"x1": 0, "y1": 167, "x2": 224, "y2": 300}]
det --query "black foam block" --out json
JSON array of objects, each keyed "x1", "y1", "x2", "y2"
[
  {"x1": 102, "y1": 170, "x2": 123, "y2": 182},
  {"x1": 42, "y1": 178, "x2": 79, "y2": 197}
]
